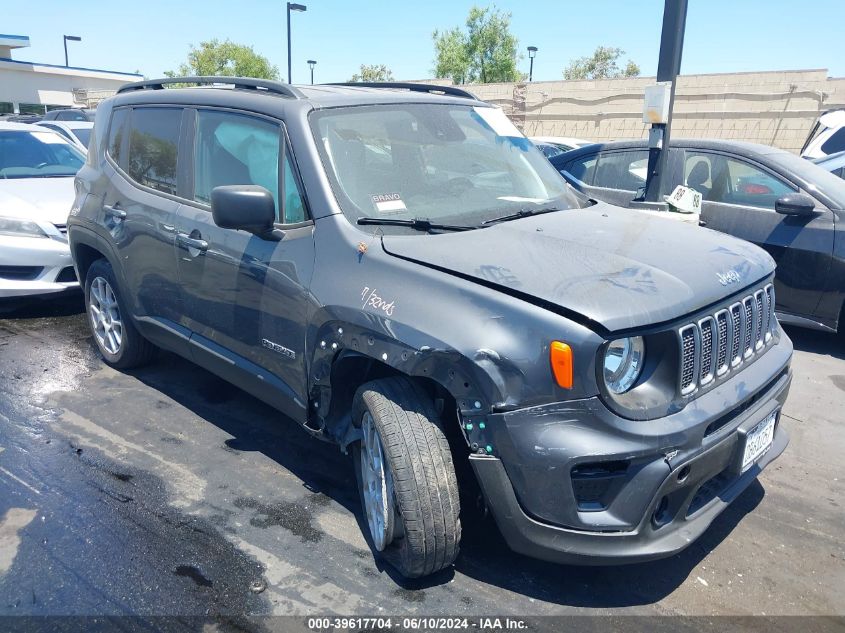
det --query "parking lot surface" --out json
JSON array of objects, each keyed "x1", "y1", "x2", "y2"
[{"x1": 0, "y1": 297, "x2": 843, "y2": 620}]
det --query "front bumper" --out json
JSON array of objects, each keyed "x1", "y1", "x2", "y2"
[
  {"x1": 0, "y1": 234, "x2": 79, "y2": 298},
  {"x1": 470, "y1": 332, "x2": 792, "y2": 565}
]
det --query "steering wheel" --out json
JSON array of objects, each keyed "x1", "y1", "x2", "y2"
[
  {"x1": 446, "y1": 177, "x2": 474, "y2": 195},
  {"x1": 34, "y1": 162, "x2": 49, "y2": 170}
]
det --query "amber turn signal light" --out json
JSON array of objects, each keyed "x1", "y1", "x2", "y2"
[{"x1": 550, "y1": 341, "x2": 573, "y2": 389}]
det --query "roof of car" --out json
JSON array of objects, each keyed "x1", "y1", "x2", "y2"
[
  {"x1": 112, "y1": 78, "x2": 487, "y2": 110},
  {"x1": 36, "y1": 120, "x2": 94, "y2": 130},
  {"x1": 0, "y1": 121, "x2": 43, "y2": 131},
  {"x1": 570, "y1": 138, "x2": 793, "y2": 156}
]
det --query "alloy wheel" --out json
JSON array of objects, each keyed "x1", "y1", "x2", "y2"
[
  {"x1": 88, "y1": 276, "x2": 123, "y2": 355},
  {"x1": 360, "y1": 411, "x2": 395, "y2": 551}
]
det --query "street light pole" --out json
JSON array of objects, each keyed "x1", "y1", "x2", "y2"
[
  {"x1": 286, "y1": 3, "x2": 307, "y2": 84},
  {"x1": 527, "y1": 46, "x2": 538, "y2": 82},
  {"x1": 63, "y1": 35, "x2": 81, "y2": 67},
  {"x1": 642, "y1": 0, "x2": 688, "y2": 202},
  {"x1": 307, "y1": 60, "x2": 317, "y2": 85}
]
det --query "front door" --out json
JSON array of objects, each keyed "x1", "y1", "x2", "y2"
[
  {"x1": 684, "y1": 150, "x2": 834, "y2": 320},
  {"x1": 174, "y1": 108, "x2": 314, "y2": 421}
]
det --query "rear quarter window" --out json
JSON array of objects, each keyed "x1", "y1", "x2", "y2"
[{"x1": 107, "y1": 108, "x2": 129, "y2": 166}]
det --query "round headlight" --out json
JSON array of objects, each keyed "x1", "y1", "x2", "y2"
[{"x1": 603, "y1": 336, "x2": 645, "y2": 394}]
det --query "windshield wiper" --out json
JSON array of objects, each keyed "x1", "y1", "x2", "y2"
[
  {"x1": 482, "y1": 207, "x2": 562, "y2": 225},
  {"x1": 357, "y1": 217, "x2": 477, "y2": 232}
]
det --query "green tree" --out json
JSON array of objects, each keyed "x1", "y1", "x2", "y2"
[
  {"x1": 562, "y1": 46, "x2": 640, "y2": 80},
  {"x1": 349, "y1": 64, "x2": 395, "y2": 82},
  {"x1": 165, "y1": 39, "x2": 279, "y2": 80},
  {"x1": 432, "y1": 5, "x2": 521, "y2": 84}
]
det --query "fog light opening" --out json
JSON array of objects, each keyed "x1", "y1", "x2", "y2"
[
  {"x1": 652, "y1": 495, "x2": 671, "y2": 528},
  {"x1": 677, "y1": 465, "x2": 691, "y2": 483}
]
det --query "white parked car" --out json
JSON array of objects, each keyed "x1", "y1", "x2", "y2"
[
  {"x1": 801, "y1": 109, "x2": 845, "y2": 159},
  {"x1": 530, "y1": 136, "x2": 591, "y2": 159},
  {"x1": 0, "y1": 122, "x2": 83, "y2": 298},
  {"x1": 812, "y1": 150, "x2": 845, "y2": 180},
  {"x1": 35, "y1": 121, "x2": 94, "y2": 153}
]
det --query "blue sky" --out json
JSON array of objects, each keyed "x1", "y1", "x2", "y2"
[{"x1": 4, "y1": 0, "x2": 843, "y2": 83}]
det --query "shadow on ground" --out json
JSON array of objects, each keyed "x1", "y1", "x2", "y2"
[
  {"x1": 784, "y1": 325, "x2": 844, "y2": 360},
  {"x1": 122, "y1": 346, "x2": 767, "y2": 608},
  {"x1": 0, "y1": 293, "x2": 85, "y2": 319}
]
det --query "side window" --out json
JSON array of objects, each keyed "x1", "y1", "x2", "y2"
[
  {"x1": 683, "y1": 152, "x2": 723, "y2": 201},
  {"x1": 107, "y1": 108, "x2": 128, "y2": 165},
  {"x1": 126, "y1": 107, "x2": 181, "y2": 195},
  {"x1": 592, "y1": 150, "x2": 649, "y2": 191},
  {"x1": 193, "y1": 110, "x2": 281, "y2": 220},
  {"x1": 563, "y1": 153, "x2": 598, "y2": 184},
  {"x1": 684, "y1": 151, "x2": 795, "y2": 208},
  {"x1": 821, "y1": 127, "x2": 845, "y2": 156}
]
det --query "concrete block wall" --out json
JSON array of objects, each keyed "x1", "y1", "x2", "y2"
[{"x1": 464, "y1": 69, "x2": 845, "y2": 154}]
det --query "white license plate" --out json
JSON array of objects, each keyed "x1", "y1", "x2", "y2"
[{"x1": 741, "y1": 411, "x2": 777, "y2": 472}]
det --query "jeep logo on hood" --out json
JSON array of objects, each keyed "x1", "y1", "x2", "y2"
[{"x1": 717, "y1": 270, "x2": 742, "y2": 286}]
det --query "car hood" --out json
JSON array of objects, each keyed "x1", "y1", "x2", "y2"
[
  {"x1": 0, "y1": 177, "x2": 75, "y2": 225},
  {"x1": 380, "y1": 202, "x2": 775, "y2": 332}
]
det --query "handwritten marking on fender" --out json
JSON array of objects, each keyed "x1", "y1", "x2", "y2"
[{"x1": 361, "y1": 287, "x2": 395, "y2": 317}]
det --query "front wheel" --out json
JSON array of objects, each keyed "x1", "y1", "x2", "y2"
[{"x1": 353, "y1": 377, "x2": 461, "y2": 578}]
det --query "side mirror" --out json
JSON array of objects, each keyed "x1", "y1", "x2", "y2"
[
  {"x1": 775, "y1": 193, "x2": 818, "y2": 217},
  {"x1": 211, "y1": 185, "x2": 276, "y2": 236}
]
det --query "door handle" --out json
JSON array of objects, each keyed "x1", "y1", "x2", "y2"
[
  {"x1": 176, "y1": 232, "x2": 209, "y2": 254},
  {"x1": 104, "y1": 204, "x2": 126, "y2": 220}
]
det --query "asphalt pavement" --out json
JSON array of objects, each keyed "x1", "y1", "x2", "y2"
[{"x1": 0, "y1": 295, "x2": 843, "y2": 626}]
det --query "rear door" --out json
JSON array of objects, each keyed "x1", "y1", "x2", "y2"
[
  {"x1": 102, "y1": 106, "x2": 187, "y2": 344},
  {"x1": 558, "y1": 149, "x2": 651, "y2": 206},
  {"x1": 687, "y1": 150, "x2": 835, "y2": 319},
  {"x1": 174, "y1": 108, "x2": 315, "y2": 421}
]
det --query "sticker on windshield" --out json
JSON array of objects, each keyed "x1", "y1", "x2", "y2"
[
  {"x1": 371, "y1": 193, "x2": 407, "y2": 214},
  {"x1": 473, "y1": 107, "x2": 523, "y2": 138}
]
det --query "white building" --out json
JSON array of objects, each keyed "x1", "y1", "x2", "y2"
[{"x1": 0, "y1": 34, "x2": 142, "y2": 115}]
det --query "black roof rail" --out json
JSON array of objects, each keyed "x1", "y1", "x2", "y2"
[
  {"x1": 117, "y1": 76, "x2": 304, "y2": 99},
  {"x1": 324, "y1": 82, "x2": 477, "y2": 100}
]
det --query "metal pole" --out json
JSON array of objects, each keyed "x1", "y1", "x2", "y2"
[
  {"x1": 286, "y1": 5, "x2": 292, "y2": 84},
  {"x1": 310, "y1": 66, "x2": 314, "y2": 85},
  {"x1": 529, "y1": 57, "x2": 534, "y2": 82},
  {"x1": 643, "y1": 0, "x2": 688, "y2": 202},
  {"x1": 64, "y1": 37, "x2": 69, "y2": 67}
]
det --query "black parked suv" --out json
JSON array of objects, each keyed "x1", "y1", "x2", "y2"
[{"x1": 68, "y1": 77, "x2": 793, "y2": 579}]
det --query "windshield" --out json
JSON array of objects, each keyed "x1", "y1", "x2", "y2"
[
  {"x1": 771, "y1": 151, "x2": 845, "y2": 209},
  {"x1": 73, "y1": 128, "x2": 92, "y2": 148},
  {"x1": 0, "y1": 130, "x2": 85, "y2": 178},
  {"x1": 310, "y1": 104, "x2": 580, "y2": 230}
]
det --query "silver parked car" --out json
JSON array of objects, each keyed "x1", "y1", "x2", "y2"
[{"x1": 0, "y1": 122, "x2": 83, "y2": 298}]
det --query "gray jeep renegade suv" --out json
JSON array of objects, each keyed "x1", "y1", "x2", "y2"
[{"x1": 68, "y1": 77, "x2": 793, "y2": 579}]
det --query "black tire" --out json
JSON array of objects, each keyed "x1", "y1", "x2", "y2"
[
  {"x1": 353, "y1": 377, "x2": 461, "y2": 578},
  {"x1": 84, "y1": 259, "x2": 155, "y2": 369}
]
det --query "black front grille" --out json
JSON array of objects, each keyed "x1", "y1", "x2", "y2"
[
  {"x1": 743, "y1": 298, "x2": 754, "y2": 356},
  {"x1": 0, "y1": 265, "x2": 43, "y2": 281},
  {"x1": 56, "y1": 267, "x2": 77, "y2": 283},
  {"x1": 716, "y1": 311, "x2": 729, "y2": 373},
  {"x1": 730, "y1": 304, "x2": 743, "y2": 363},
  {"x1": 677, "y1": 284, "x2": 776, "y2": 397},
  {"x1": 699, "y1": 318, "x2": 714, "y2": 384},
  {"x1": 680, "y1": 327, "x2": 696, "y2": 393}
]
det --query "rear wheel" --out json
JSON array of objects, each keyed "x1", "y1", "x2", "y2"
[
  {"x1": 353, "y1": 377, "x2": 461, "y2": 578},
  {"x1": 85, "y1": 259, "x2": 155, "y2": 368}
]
